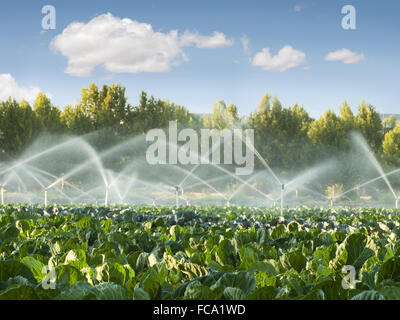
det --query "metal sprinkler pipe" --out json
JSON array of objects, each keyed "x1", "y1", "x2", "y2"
[
  {"x1": 0, "y1": 185, "x2": 4, "y2": 205},
  {"x1": 175, "y1": 186, "x2": 181, "y2": 208},
  {"x1": 44, "y1": 187, "x2": 48, "y2": 207},
  {"x1": 104, "y1": 185, "x2": 110, "y2": 206},
  {"x1": 280, "y1": 184, "x2": 285, "y2": 216}
]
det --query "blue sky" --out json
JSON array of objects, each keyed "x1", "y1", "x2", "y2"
[{"x1": 0, "y1": 0, "x2": 399, "y2": 118}]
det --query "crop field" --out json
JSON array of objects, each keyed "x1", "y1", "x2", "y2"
[{"x1": 1, "y1": 205, "x2": 400, "y2": 300}]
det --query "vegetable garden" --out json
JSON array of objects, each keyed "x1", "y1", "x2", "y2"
[{"x1": 1, "y1": 205, "x2": 400, "y2": 300}]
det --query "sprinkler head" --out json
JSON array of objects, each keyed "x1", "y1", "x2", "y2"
[
  {"x1": 281, "y1": 184, "x2": 285, "y2": 191},
  {"x1": 175, "y1": 185, "x2": 182, "y2": 194}
]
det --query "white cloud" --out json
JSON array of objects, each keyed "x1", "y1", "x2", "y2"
[
  {"x1": 294, "y1": 5, "x2": 304, "y2": 12},
  {"x1": 179, "y1": 31, "x2": 233, "y2": 48},
  {"x1": 251, "y1": 45, "x2": 306, "y2": 72},
  {"x1": 51, "y1": 13, "x2": 233, "y2": 77},
  {"x1": 325, "y1": 48, "x2": 365, "y2": 64},
  {"x1": 240, "y1": 36, "x2": 250, "y2": 55},
  {"x1": 0, "y1": 74, "x2": 42, "y2": 102}
]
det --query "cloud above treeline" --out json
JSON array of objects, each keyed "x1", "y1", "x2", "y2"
[
  {"x1": 0, "y1": 74, "x2": 43, "y2": 102},
  {"x1": 251, "y1": 45, "x2": 306, "y2": 72},
  {"x1": 51, "y1": 13, "x2": 234, "y2": 77},
  {"x1": 325, "y1": 48, "x2": 365, "y2": 64}
]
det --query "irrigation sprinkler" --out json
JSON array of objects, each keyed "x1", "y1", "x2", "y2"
[
  {"x1": 226, "y1": 200, "x2": 230, "y2": 206},
  {"x1": 44, "y1": 187, "x2": 48, "y2": 207},
  {"x1": 60, "y1": 173, "x2": 65, "y2": 190},
  {"x1": 0, "y1": 185, "x2": 4, "y2": 205},
  {"x1": 104, "y1": 185, "x2": 110, "y2": 206},
  {"x1": 175, "y1": 186, "x2": 182, "y2": 208},
  {"x1": 280, "y1": 184, "x2": 285, "y2": 216}
]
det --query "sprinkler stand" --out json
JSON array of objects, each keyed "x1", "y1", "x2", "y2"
[
  {"x1": 104, "y1": 186, "x2": 110, "y2": 206},
  {"x1": 0, "y1": 185, "x2": 4, "y2": 205},
  {"x1": 175, "y1": 186, "x2": 181, "y2": 208},
  {"x1": 44, "y1": 188, "x2": 48, "y2": 207},
  {"x1": 280, "y1": 184, "x2": 285, "y2": 216}
]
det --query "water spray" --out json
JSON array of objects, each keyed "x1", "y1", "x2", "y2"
[
  {"x1": 226, "y1": 200, "x2": 230, "y2": 206},
  {"x1": 330, "y1": 185, "x2": 335, "y2": 207},
  {"x1": 396, "y1": 197, "x2": 399, "y2": 209}
]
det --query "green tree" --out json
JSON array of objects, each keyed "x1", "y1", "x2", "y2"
[
  {"x1": 79, "y1": 82, "x2": 131, "y2": 130},
  {"x1": 33, "y1": 93, "x2": 63, "y2": 133},
  {"x1": 355, "y1": 101, "x2": 383, "y2": 152},
  {"x1": 248, "y1": 94, "x2": 313, "y2": 171},
  {"x1": 339, "y1": 101, "x2": 356, "y2": 132},
  {"x1": 61, "y1": 104, "x2": 94, "y2": 135},
  {"x1": 382, "y1": 125, "x2": 400, "y2": 166},
  {"x1": 308, "y1": 109, "x2": 346, "y2": 151},
  {"x1": 204, "y1": 100, "x2": 238, "y2": 130},
  {"x1": 132, "y1": 91, "x2": 198, "y2": 133},
  {"x1": 0, "y1": 98, "x2": 36, "y2": 155}
]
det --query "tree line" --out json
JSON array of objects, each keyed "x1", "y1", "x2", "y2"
[{"x1": 0, "y1": 82, "x2": 399, "y2": 176}]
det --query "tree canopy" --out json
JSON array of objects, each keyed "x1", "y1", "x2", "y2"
[{"x1": 0, "y1": 83, "x2": 397, "y2": 175}]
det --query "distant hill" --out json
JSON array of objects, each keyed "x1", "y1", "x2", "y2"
[{"x1": 380, "y1": 113, "x2": 400, "y2": 121}]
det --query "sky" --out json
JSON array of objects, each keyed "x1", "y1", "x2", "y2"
[{"x1": 0, "y1": 0, "x2": 399, "y2": 118}]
